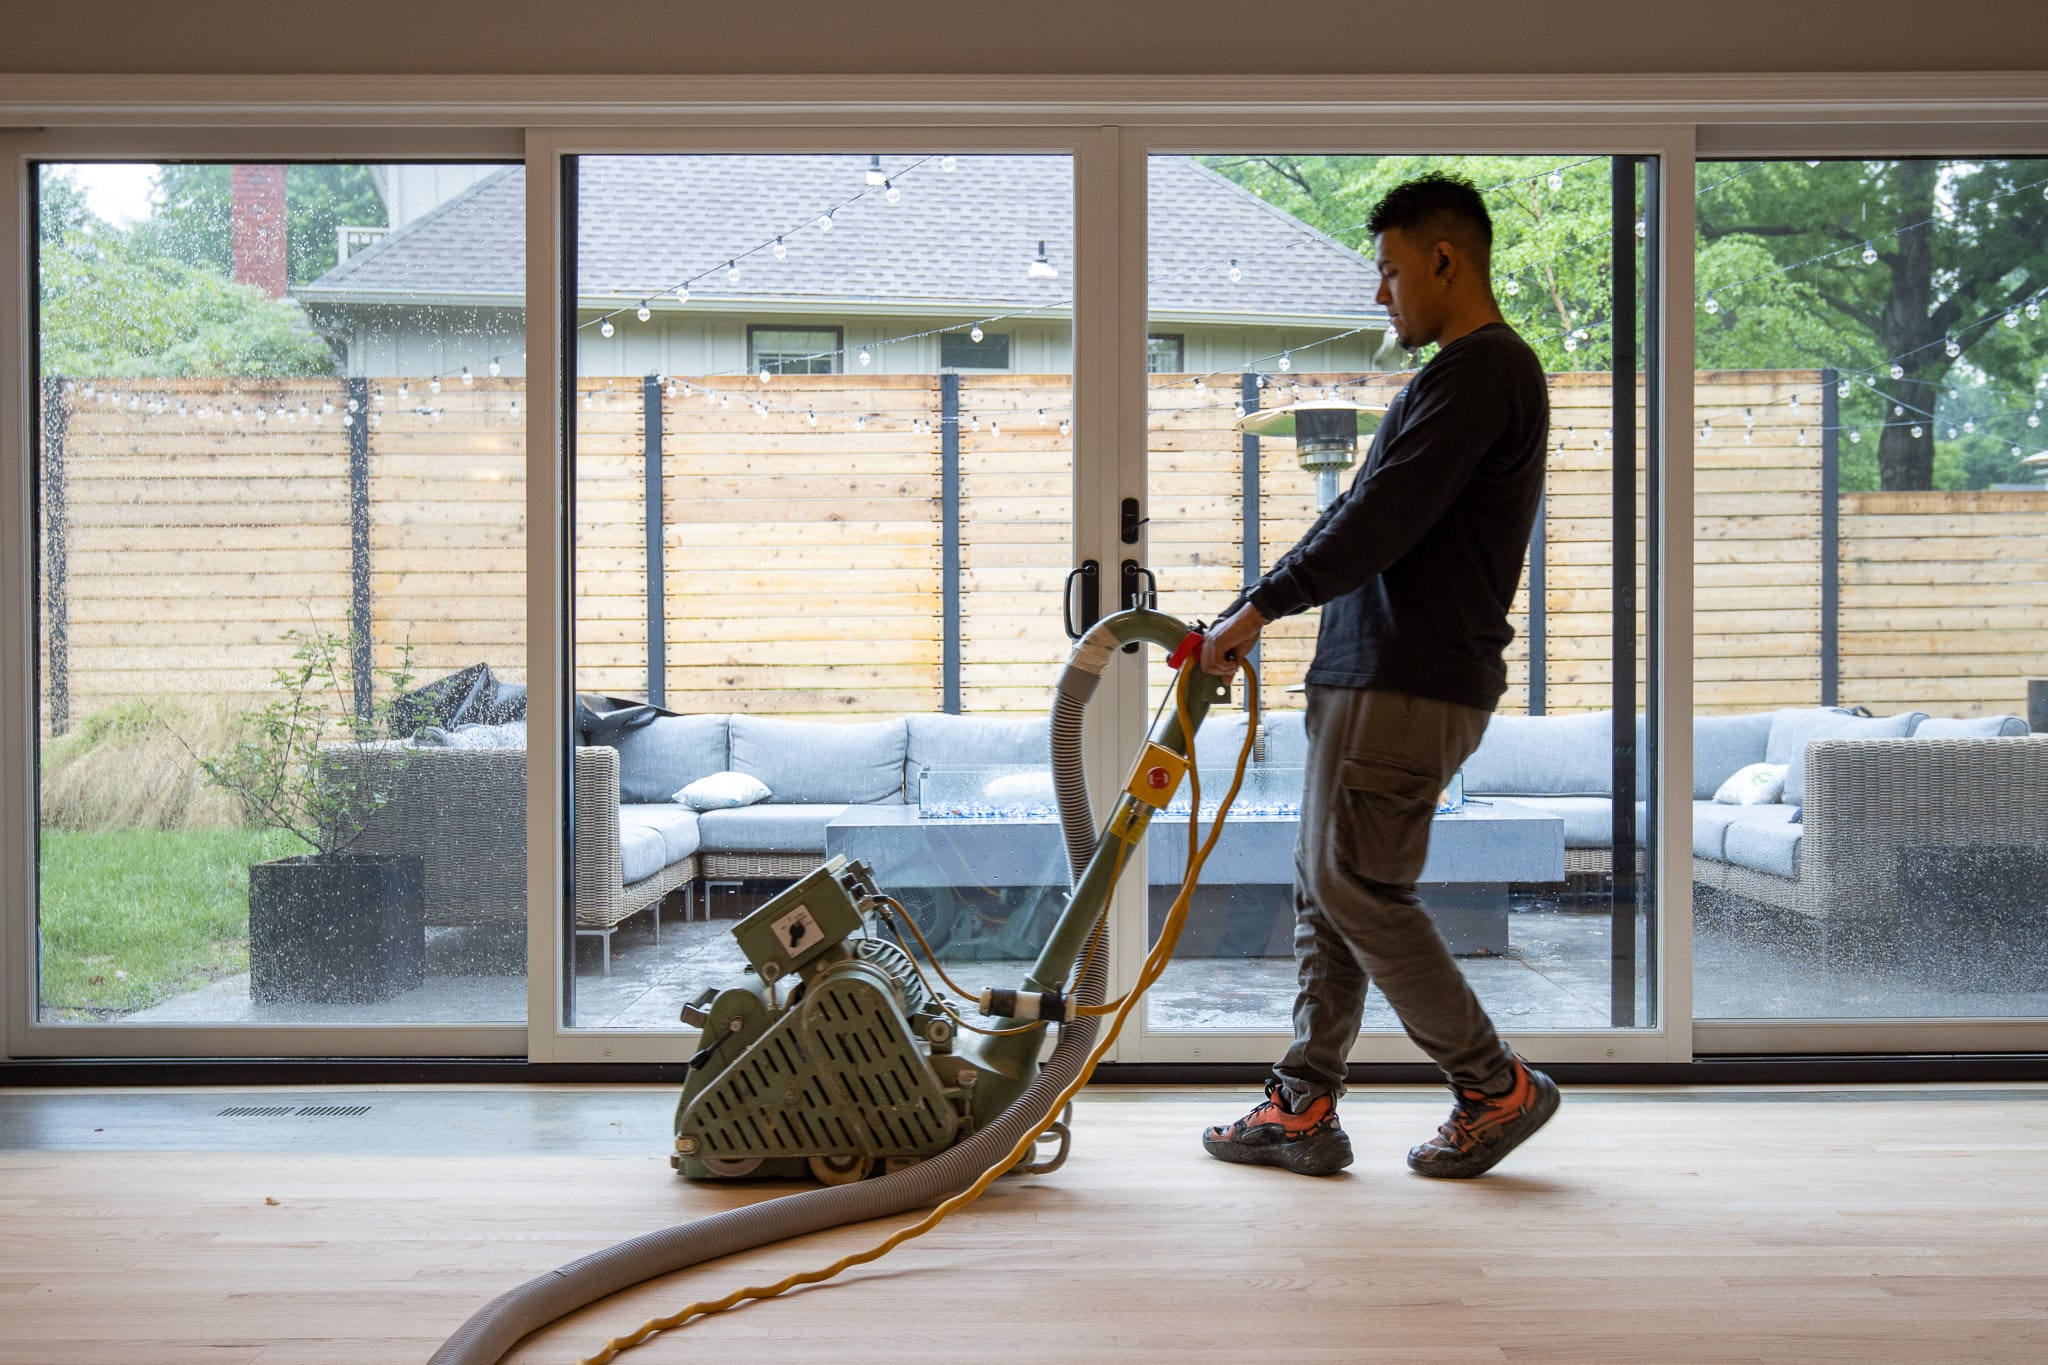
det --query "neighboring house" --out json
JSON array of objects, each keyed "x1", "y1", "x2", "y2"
[{"x1": 297, "y1": 155, "x2": 1394, "y2": 379}]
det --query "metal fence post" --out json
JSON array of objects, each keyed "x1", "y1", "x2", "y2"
[
  {"x1": 40, "y1": 376, "x2": 69, "y2": 736},
  {"x1": 941, "y1": 373, "x2": 962, "y2": 714},
  {"x1": 644, "y1": 374, "x2": 666, "y2": 707},
  {"x1": 1819, "y1": 367, "x2": 1840, "y2": 708},
  {"x1": 348, "y1": 376, "x2": 373, "y2": 728}
]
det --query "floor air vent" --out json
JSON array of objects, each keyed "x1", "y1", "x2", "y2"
[
  {"x1": 216, "y1": 1106, "x2": 295, "y2": 1117},
  {"x1": 214, "y1": 1105, "x2": 373, "y2": 1118},
  {"x1": 294, "y1": 1105, "x2": 372, "y2": 1117}
]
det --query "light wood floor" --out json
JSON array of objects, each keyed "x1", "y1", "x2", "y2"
[{"x1": 5, "y1": 1086, "x2": 2048, "y2": 1364}]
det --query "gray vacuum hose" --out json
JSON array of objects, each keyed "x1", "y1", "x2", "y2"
[{"x1": 428, "y1": 633, "x2": 1116, "y2": 1365}]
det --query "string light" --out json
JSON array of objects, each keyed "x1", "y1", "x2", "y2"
[
  {"x1": 636, "y1": 303, "x2": 651, "y2": 321},
  {"x1": 2007, "y1": 311, "x2": 2021, "y2": 328},
  {"x1": 1947, "y1": 338, "x2": 1961, "y2": 357},
  {"x1": 1504, "y1": 278, "x2": 1520, "y2": 296},
  {"x1": 674, "y1": 284, "x2": 690, "y2": 304},
  {"x1": 866, "y1": 155, "x2": 886, "y2": 187},
  {"x1": 1703, "y1": 296, "x2": 1719, "y2": 314},
  {"x1": 726, "y1": 261, "x2": 741, "y2": 284},
  {"x1": 817, "y1": 213, "x2": 834, "y2": 232},
  {"x1": 1028, "y1": 241, "x2": 1058, "y2": 280},
  {"x1": 758, "y1": 368, "x2": 772, "y2": 384},
  {"x1": 884, "y1": 180, "x2": 900, "y2": 205},
  {"x1": 773, "y1": 237, "x2": 787, "y2": 261},
  {"x1": 430, "y1": 377, "x2": 442, "y2": 394},
  {"x1": 858, "y1": 347, "x2": 872, "y2": 366},
  {"x1": 600, "y1": 320, "x2": 614, "y2": 337},
  {"x1": 941, "y1": 156, "x2": 957, "y2": 173},
  {"x1": 1890, "y1": 364, "x2": 1904, "y2": 379},
  {"x1": 970, "y1": 325, "x2": 984, "y2": 343},
  {"x1": 460, "y1": 366, "x2": 473, "y2": 385},
  {"x1": 1862, "y1": 246, "x2": 1879, "y2": 265},
  {"x1": 1278, "y1": 351, "x2": 1292, "y2": 372},
  {"x1": 1228, "y1": 259, "x2": 1241, "y2": 283},
  {"x1": 488, "y1": 358, "x2": 501, "y2": 376}
]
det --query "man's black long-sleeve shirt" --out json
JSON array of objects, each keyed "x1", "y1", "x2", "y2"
[{"x1": 1245, "y1": 322, "x2": 1549, "y2": 713}]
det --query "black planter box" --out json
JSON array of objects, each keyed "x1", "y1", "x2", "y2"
[{"x1": 249, "y1": 853, "x2": 426, "y2": 1004}]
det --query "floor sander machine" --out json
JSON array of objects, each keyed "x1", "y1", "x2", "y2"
[{"x1": 431, "y1": 606, "x2": 1259, "y2": 1365}]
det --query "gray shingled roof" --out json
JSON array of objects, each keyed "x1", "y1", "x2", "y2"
[{"x1": 299, "y1": 155, "x2": 1384, "y2": 326}]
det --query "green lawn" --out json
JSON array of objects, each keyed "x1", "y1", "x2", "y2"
[{"x1": 37, "y1": 828, "x2": 304, "y2": 1018}]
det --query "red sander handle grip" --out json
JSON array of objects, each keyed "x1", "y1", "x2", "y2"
[{"x1": 1166, "y1": 630, "x2": 1205, "y2": 671}]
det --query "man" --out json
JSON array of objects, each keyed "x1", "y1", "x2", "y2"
[{"x1": 1200, "y1": 173, "x2": 1558, "y2": 1179}]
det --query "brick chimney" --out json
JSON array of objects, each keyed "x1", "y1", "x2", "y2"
[{"x1": 230, "y1": 164, "x2": 288, "y2": 298}]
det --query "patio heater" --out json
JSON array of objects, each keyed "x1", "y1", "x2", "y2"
[{"x1": 1234, "y1": 397, "x2": 1384, "y2": 510}]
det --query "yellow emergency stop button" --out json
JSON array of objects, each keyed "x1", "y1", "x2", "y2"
[{"x1": 1124, "y1": 741, "x2": 1188, "y2": 810}]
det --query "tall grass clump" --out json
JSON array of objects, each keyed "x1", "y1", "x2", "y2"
[{"x1": 39, "y1": 699, "x2": 246, "y2": 832}]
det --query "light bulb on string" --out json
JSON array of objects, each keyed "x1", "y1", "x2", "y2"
[
  {"x1": 321, "y1": 399, "x2": 334, "y2": 415},
  {"x1": 508, "y1": 399, "x2": 519, "y2": 416},
  {"x1": 637, "y1": 303, "x2": 651, "y2": 322},
  {"x1": 2031, "y1": 414, "x2": 2042, "y2": 429},
  {"x1": 1564, "y1": 336, "x2": 1579, "y2": 353},
  {"x1": 858, "y1": 347, "x2": 872, "y2": 367},
  {"x1": 2029, "y1": 301, "x2": 2043, "y2": 321},
  {"x1": 1850, "y1": 429, "x2": 1862, "y2": 443},
  {"x1": 884, "y1": 180, "x2": 899, "y2": 205},
  {"x1": 1228, "y1": 259, "x2": 1241, "y2": 283},
  {"x1": 2006, "y1": 311, "x2": 2021, "y2": 328},
  {"x1": 1966, "y1": 419, "x2": 1977, "y2": 433},
  {"x1": 372, "y1": 391, "x2": 385, "y2": 406},
  {"x1": 488, "y1": 358, "x2": 501, "y2": 377},
  {"x1": 970, "y1": 325, "x2": 984, "y2": 343},
  {"x1": 1893, "y1": 404, "x2": 1904, "y2": 416},
  {"x1": 758, "y1": 368, "x2": 772, "y2": 384},
  {"x1": 1948, "y1": 426, "x2": 1958, "y2": 439},
  {"x1": 1504, "y1": 278, "x2": 1521, "y2": 296},
  {"x1": 1547, "y1": 170, "x2": 1563, "y2": 191},
  {"x1": 773, "y1": 237, "x2": 787, "y2": 261},
  {"x1": 581, "y1": 392, "x2": 593, "y2": 409},
  {"x1": 1701, "y1": 421, "x2": 1713, "y2": 442},
  {"x1": 1946, "y1": 338, "x2": 1961, "y2": 357},
  {"x1": 1278, "y1": 351, "x2": 1292, "y2": 372},
  {"x1": 600, "y1": 319, "x2": 615, "y2": 338},
  {"x1": 726, "y1": 261, "x2": 741, "y2": 284},
  {"x1": 674, "y1": 283, "x2": 692, "y2": 304},
  {"x1": 1862, "y1": 246, "x2": 1878, "y2": 265},
  {"x1": 1058, "y1": 419, "x2": 1070, "y2": 436},
  {"x1": 1911, "y1": 424, "x2": 1924, "y2": 438},
  {"x1": 866, "y1": 155, "x2": 886, "y2": 186},
  {"x1": 369, "y1": 412, "x2": 382, "y2": 428},
  {"x1": 1028, "y1": 241, "x2": 1058, "y2": 280},
  {"x1": 1233, "y1": 403, "x2": 1246, "y2": 418},
  {"x1": 1797, "y1": 429, "x2": 1807, "y2": 446},
  {"x1": 818, "y1": 213, "x2": 834, "y2": 232},
  {"x1": 399, "y1": 383, "x2": 410, "y2": 399},
  {"x1": 298, "y1": 402, "x2": 310, "y2": 419},
  {"x1": 990, "y1": 421, "x2": 1000, "y2": 436},
  {"x1": 460, "y1": 366, "x2": 473, "y2": 385},
  {"x1": 341, "y1": 412, "x2": 352, "y2": 427},
  {"x1": 1865, "y1": 375, "x2": 1877, "y2": 387},
  {"x1": 1890, "y1": 364, "x2": 1904, "y2": 380},
  {"x1": 806, "y1": 410, "x2": 817, "y2": 426},
  {"x1": 941, "y1": 156, "x2": 957, "y2": 173},
  {"x1": 855, "y1": 416, "x2": 867, "y2": 431},
  {"x1": 430, "y1": 377, "x2": 442, "y2": 394},
  {"x1": 1635, "y1": 219, "x2": 1646, "y2": 239},
  {"x1": 1791, "y1": 394, "x2": 1803, "y2": 413},
  {"x1": 752, "y1": 401, "x2": 766, "y2": 416}
]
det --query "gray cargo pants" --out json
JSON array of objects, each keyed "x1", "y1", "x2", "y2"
[{"x1": 1272, "y1": 684, "x2": 1515, "y2": 1107}]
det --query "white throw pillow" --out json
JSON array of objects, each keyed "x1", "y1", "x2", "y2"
[
  {"x1": 1713, "y1": 761, "x2": 1788, "y2": 806},
  {"x1": 673, "y1": 771, "x2": 772, "y2": 811}
]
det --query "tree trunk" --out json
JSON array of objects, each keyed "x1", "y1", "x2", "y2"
[{"x1": 1875, "y1": 161, "x2": 1942, "y2": 491}]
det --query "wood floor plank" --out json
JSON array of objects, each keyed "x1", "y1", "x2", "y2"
[{"x1": 3, "y1": 1088, "x2": 2047, "y2": 1364}]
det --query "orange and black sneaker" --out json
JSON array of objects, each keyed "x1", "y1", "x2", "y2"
[
  {"x1": 1406, "y1": 1057, "x2": 1560, "y2": 1179},
  {"x1": 1202, "y1": 1080, "x2": 1353, "y2": 1176}
]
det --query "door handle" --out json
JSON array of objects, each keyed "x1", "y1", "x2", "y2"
[
  {"x1": 1063, "y1": 560, "x2": 1101, "y2": 641},
  {"x1": 1119, "y1": 561, "x2": 1157, "y2": 652}
]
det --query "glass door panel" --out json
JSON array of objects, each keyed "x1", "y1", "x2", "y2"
[
  {"x1": 1141, "y1": 152, "x2": 1659, "y2": 1040},
  {"x1": 1690, "y1": 156, "x2": 2048, "y2": 1027},
  {"x1": 564, "y1": 153, "x2": 1076, "y2": 1030},
  {"x1": 32, "y1": 160, "x2": 528, "y2": 1031}
]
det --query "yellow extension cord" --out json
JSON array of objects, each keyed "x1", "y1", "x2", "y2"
[{"x1": 584, "y1": 658, "x2": 1259, "y2": 1364}]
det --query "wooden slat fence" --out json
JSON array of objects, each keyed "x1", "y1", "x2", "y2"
[{"x1": 40, "y1": 368, "x2": 2032, "y2": 734}]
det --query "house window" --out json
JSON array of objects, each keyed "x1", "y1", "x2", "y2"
[
  {"x1": 939, "y1": 329, "x2": 1011, "y2": 370},
  {"x1": 1146, "y1": 334, "x2": 1185, "y2": 373},
  {"x1": 749, "y1": 327, "x2": 842, "y2": 375}
]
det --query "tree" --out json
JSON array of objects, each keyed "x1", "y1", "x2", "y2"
[
  {"x1": 1696, "y1": 159, "x2": 2048, "y2": 490},
  {"x1": 37, "y1": 170, "x2": 337, "y2": 378},
  {"x1": 135, "y1": 164, "x2": 386, "y2": 287}
]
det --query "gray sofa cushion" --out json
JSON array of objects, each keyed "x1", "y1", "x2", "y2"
[
  {"x1": 1465, "y1": 712, "x2": 1614, "y2": 796},
  {"x1": 906, "y1": 714, "x2": 1048, "y2": 784},
  {"x1": 619, "y1": 824, "x2": 669, "y2": 885},
  {"x1": 1495, "y1": 795, "x2": 1613, "y2": 848},
  {"x1": 731, "y1": 716, "x2": 908, "y2": 805},
  {"x1": 698, "y1": 803, "x2": 852, "y2": 853},
  {"x1": 1767, "y1": 708, "x2": 1925, "y2": 804},
  {"x1": 1262, "y1": 710, "x2": 1308, "y2": 765},
  {"x1": 1694, "y1": 712, "x2": 1775, "y2": 799},
  {"x1": 1692, "y1": 800, "x2": 1796, "y2": 860},
  {"x1": 1193, "y1": 711, "x2": 1249, "y2": 770},
  {"x1": 615, "y1": 715, "x2": 730, "y2": 804},
  {"x1": 618, "y1": 803, "x2": 702, "y2": 864},
  {"x1": 1914, "y1": 714, "x2": 2031, "y2": 738},
  {"x1": 1723, "y1": 817, "x2": 1803, "y2": 880}
]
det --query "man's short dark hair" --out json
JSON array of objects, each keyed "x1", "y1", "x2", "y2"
[{"x1": 1366, "y1": 173, "x2": 1493, "y2": 263}]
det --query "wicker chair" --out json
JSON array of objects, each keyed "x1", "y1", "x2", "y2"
[{"x1": 344, "y1": 743, "x2": 698, "y2": 972}]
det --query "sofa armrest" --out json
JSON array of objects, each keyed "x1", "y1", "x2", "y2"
[
  {"x1": 1798, "y1": 736, "x2": 2048, "y2": 920},
  {"x1": 340, "y1": 744, "x2": 529, "y2": 922},
  {"x1": 572, "y1": 744, "x2": 624, "y2": 924}
]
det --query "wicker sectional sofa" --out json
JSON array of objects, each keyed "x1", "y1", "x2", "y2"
[{"x1": 352, "y1": 702, "x2": 2043, "y2": 971}]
